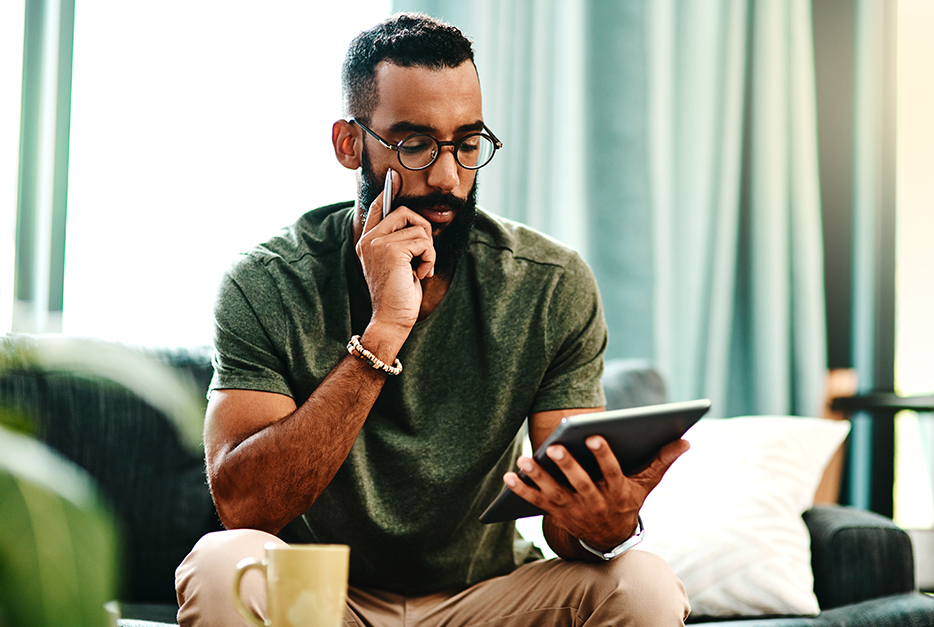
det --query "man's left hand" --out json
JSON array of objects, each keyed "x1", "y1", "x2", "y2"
[{"x1": 504, "y1": 436, "x2": 689, "y2": 552}]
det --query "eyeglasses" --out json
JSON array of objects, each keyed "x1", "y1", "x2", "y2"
[{"x1": 349, "y1": 117, "x2": 503, "y2": 171}]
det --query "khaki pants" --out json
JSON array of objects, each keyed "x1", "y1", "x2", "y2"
[{"x1": 176, "y1": 529, "x2": 690, "y2": 627}]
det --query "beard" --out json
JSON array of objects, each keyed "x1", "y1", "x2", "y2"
[{"x1": 359, "y1": 145, "x2": 478, "y2": 277}]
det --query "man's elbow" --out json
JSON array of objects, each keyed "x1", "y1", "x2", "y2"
[{"x1": 208, "y1": 469, "x2": 282, "y2": 535}]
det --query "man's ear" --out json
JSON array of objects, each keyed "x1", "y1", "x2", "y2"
[{"x1": 332, "y1": 120, "x2": 361, "y2": 170}]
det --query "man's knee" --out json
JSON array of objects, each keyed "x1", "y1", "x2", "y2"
[
  {"x1": 581, "y1": 550, "x2": 690, "y2": 626},
  {"x1": 175, "y1": 529, "x2": 286, "y2": 627}
]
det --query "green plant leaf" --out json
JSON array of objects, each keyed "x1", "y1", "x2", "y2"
[
  {"x1": 0, "y1": 426, "x2": 120, "y2": 627},
  {"x1": 0, "y1": 406, "x2": 35, "y2": 436}
]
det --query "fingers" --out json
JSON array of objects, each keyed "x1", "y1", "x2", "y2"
[
  {"x1": 360, "y1": 170, "x2": 433, "y2": 250},
  {"x1": 503, "y1": 445, "x2": 599, "y2": 513},
  {"x1": 366, "y1": 218, "x2": 435, "y2": 266},
  {"x1": 584, "y1": 436, "x2": 624, "y2": 487},
  {"x1": 582, "y1": 435, "x2": 690, "y2": 489},
  {"x1": 545, "y1": 445, "x2": 602, "y2": 497},
  {"x1": 413, "y1": 244, "x2": 436, "y2": 280},
  {"x1": 361, "y1": 169, "x2": 432, "y2": 243},
  {"x1": 357, "y1": 170, "x2": 436, "y2": 279},
  {"x1": 501, "y1": 438, "x2": 693, "y2": 555},
  {"x1": 504, "y1": 446, "x2": 633, "y2": 549},
  {"x1": 505, "y1": 437, "x2": 691, "y2": 505},
  {"x1": 503, "y1": 437, "x2": 691, "y2": 547}
]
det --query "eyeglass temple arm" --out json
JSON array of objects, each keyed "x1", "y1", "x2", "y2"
[
  {"x1": 348, "y1": 117, "x2": 396, "y2": 151},
  {"x1": 483, "y1": 123, "x2": 503, "y2": 149}
]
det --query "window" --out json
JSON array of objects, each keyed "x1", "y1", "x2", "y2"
[
  {"x1": 893, "y1": 0, "x2": 934, "y2": 528},
  {"x1": 63, "y1": 1, "x2": 389, "y2": 346}
]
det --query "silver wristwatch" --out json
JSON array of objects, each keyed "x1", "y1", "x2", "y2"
[{"x1": 578, "y1": 515, "x2": 645, "y2": 561}]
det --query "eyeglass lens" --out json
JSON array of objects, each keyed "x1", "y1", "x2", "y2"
[{"x1": 398, "y1": 134, "x2": 496, "y2": 170}]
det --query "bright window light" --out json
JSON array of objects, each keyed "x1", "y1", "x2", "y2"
[
  {"x1": 893, "y1": 0, "x2": 934, "y2": 529},
  {"x1": 63, "y1": 1, "x2": 389, "y2": 346}
]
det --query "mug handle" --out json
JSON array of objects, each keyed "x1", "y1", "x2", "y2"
[{"x1": 233, "y1": 557, "x2": 269, "y2": 627}]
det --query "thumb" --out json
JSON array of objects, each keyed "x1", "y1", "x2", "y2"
[{"x1": 634, "y1": 438, "x2": 690, "y2": 490}]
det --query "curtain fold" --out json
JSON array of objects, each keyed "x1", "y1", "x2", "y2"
[
  {"x1": 648, "y1": 0, "x2": 748, "y2": 414},
  {"x1": 396, "y1": 0, "x2": 827, "y2": 418}
]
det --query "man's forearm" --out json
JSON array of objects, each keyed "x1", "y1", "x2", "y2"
[{"x1": 208, "y1": 328, "x2": 406, "y2": 533}]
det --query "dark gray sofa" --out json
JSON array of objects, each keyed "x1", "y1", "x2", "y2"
[
  {"x1": 0, "y1": 335, "x2": 222, "y2": 606},
  {"x1": 2, "y1": 337, "x2": 933, "y2": 626}
]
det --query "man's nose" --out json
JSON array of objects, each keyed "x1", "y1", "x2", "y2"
[{"x1": 425, "y1": 147, "x2": 460, "y2": 192}]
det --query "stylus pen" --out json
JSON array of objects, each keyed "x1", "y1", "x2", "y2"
[{"x1": 382, "y1": 169, "x2": 393, "y2": 219}]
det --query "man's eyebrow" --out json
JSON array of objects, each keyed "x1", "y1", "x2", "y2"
[{"x1": 387, "y1": 120, "x2": 485, "y2": 135}]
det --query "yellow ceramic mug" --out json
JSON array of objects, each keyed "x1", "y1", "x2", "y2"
[{"x1": 233, "y1": 543, "x2": 350, "y2": 627}]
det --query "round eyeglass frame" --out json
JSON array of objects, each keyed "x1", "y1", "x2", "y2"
[{"x1": 349, "y1": 117, "x2": 503, "y2": 171}]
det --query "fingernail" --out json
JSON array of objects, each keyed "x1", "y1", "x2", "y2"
[
  {"x1": 586, "y1": 438, "x2": 601, "y2": 450},
  {"x1": 517, "y1": 457, "x2": 533, "y2": 472},
  {"x1": 504, "y1": 474, "x2": 517, "y2": 487},
  {"x1": 547, "y1": 446, "x2": 564, "y2": 460}
]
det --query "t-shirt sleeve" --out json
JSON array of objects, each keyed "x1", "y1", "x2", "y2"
[
  {"x1": 209, "y1": 256, "x2": 294, "y2": 399},
  {"x1": 530, "y1": 252, "x2": 608, "y2": 413}
]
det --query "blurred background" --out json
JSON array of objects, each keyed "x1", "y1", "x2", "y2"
[{"x1": 1, "y1": 0, "x2": 931, "y2": 526}]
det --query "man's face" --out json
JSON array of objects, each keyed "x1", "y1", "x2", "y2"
[
  {"x1": 356, "y1": 61, "x2": 484, "y2": 276},
  {"x1": 359, "y1": 142, "x2": 477, "y2": 277}
]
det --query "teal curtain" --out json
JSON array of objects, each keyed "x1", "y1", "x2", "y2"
[
  {"x1": 649, "y1": 0, "x2": 826, "y2": 418},
  {"x1": 397, "y1": 0, "x2": 827, "y2": 418}
]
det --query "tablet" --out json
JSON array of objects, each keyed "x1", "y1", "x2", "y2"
[{"x1": 478, "y1": 399, "x2": 711, "y2": 524}]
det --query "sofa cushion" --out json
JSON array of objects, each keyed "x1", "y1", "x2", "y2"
[{"x1": 640, "y1": 416, "x2": 850, "y2": 618}]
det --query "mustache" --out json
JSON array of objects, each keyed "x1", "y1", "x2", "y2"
[{"x1": 394, "y1": 191, "x2": 469, "y2": 214}]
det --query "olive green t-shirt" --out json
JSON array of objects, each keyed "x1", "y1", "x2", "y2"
[{"x1": 210, "y1": 202, "x2": 607, "y2": 593}]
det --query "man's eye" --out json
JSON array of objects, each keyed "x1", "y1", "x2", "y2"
[
  {"x1": 400, "y1": 137, "x2": 434, "y2": 153},
  {"x1": 458, "y1": 135, "x2": 483, "y2": 152}
]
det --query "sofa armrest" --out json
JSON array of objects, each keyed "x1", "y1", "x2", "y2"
[{"x1": 804, "y1": 505, "x2": 915, "y2": 610}]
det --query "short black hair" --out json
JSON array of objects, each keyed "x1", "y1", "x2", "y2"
[{"x1": 341, "y1": 13, "x2": 475, "y2": 120}]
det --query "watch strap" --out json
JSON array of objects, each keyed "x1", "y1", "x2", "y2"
[{"x1": 578, "y1": 515, "x2": 645, "y2": 561}]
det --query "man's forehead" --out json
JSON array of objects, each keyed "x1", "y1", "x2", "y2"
[{"x1": 370, "y1": 60, "x2": 483, "y2": 131}]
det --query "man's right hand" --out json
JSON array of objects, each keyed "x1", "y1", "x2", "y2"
[
  {"x1": 355, "y1": 169, "x2": 436, "y2": 339},
  {"x1": 206, "y1": 172, "x2": 438, "y2": 534}
]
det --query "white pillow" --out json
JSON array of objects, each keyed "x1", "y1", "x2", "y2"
[{"x1": 639, "y1": 416, "x2": 850, "y2": 618}]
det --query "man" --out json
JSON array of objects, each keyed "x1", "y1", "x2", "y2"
[{"x1": 176, "y1": 12, "x2": 690, "y2": 626}]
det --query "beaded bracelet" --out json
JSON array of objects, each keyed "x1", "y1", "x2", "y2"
[{"x1": 346, "y1": 335, "x2": 403, "y2": 376}]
